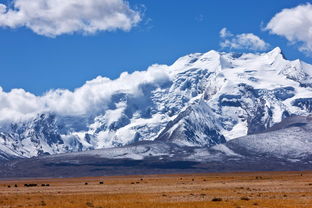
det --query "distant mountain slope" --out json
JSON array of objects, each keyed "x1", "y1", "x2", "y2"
[
  {"x1": 225, "y1": 115, "x2": 312, "y2": 159},
  {"x1": 0, "y1": 47, "x2": 312, "y2": 158}
]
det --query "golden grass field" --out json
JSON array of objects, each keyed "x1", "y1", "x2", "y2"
[{"x1": 1, "y1": 171, "x2": 312, "y2": 208}]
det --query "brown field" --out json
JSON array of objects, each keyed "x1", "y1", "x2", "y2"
[{"x1": 1, "y1": 171, "x2": 312, "y2": 208}]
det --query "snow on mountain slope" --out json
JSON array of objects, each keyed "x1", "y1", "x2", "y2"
[
  {"x1": 156, "y1": 101, "x2": 226, "y2": 147},
  {"x1": 50, "y1": 141, "x2": 177, "y2": 161},
  {"x1": 225, "y1": 115, "x2": 312, "y2": 160},
  {"x1": 0, "y1": 47, "x2": 312, "y2": 158}
]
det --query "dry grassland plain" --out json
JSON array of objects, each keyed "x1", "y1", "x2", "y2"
[{"x1": 0, "y1": 171, "x2": 312, "y2": 208}]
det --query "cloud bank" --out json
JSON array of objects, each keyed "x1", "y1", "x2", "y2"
[
  {"x1": 266, "y1": 3, "x2": 312, "y2": 55},
  {"x1": 0, "y1": 0, "x2": 141, "y2": 37},
  {"x1": 220, "y1": 28, "x2": 269, "y2": 51},
  {"x1": 0, "y1": 64, "x2": 170, "y2": 123}
]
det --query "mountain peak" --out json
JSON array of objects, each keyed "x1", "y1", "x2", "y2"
[
  {"x1": 269, "y1": 47, "x2": 282, "y2": 54},
  {"x1": 267, "y1": 47, "x2": 285, "y2": 59}
]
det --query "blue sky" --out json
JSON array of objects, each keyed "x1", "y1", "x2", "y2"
[{"x1": 0, "y1": 0, "x2": 311, "y2": 95}]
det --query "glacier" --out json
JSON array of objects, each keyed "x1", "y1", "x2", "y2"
[{"x1": 0, "y1": 47, "x2": 312, "y2": 159}]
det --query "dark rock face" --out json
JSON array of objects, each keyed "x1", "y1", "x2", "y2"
[
  {"x1": 219, "y1": 94, "x2": 242, "y2": 107},
  {"x1": 292, "y1": 98, "x2": 312, "y2": 112},
  {"x1": 273, "y1": 87, "x2": 295, "y2": 101},
  {"x1": 247, "y1": 105, "x2": 273, "y2": 135}
]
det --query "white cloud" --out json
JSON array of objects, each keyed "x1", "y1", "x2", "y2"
[
  {"x1": 0, "y1": 0, "x2": 141, "y2": 37},
  {"x1": 266, "y1": 3, "x2": 312, "y2": 54},
  {"x1": 0, "y1": 64, "x2": 171, "y2": 123},
  {"x1": 219, "y1": 27, "x2": 232, "y2": 38},
  {"x1": 220, "y1": 28, "x2": 269, "y2": 51}
]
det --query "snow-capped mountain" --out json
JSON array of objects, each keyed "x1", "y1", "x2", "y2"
[{"x1": 0, "y1": 47, "x2": 312, "y2": 159}]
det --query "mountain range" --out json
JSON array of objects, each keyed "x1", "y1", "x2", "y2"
[{"x1": 0, "y1": 47, "x2": 312, "y2": 177}]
